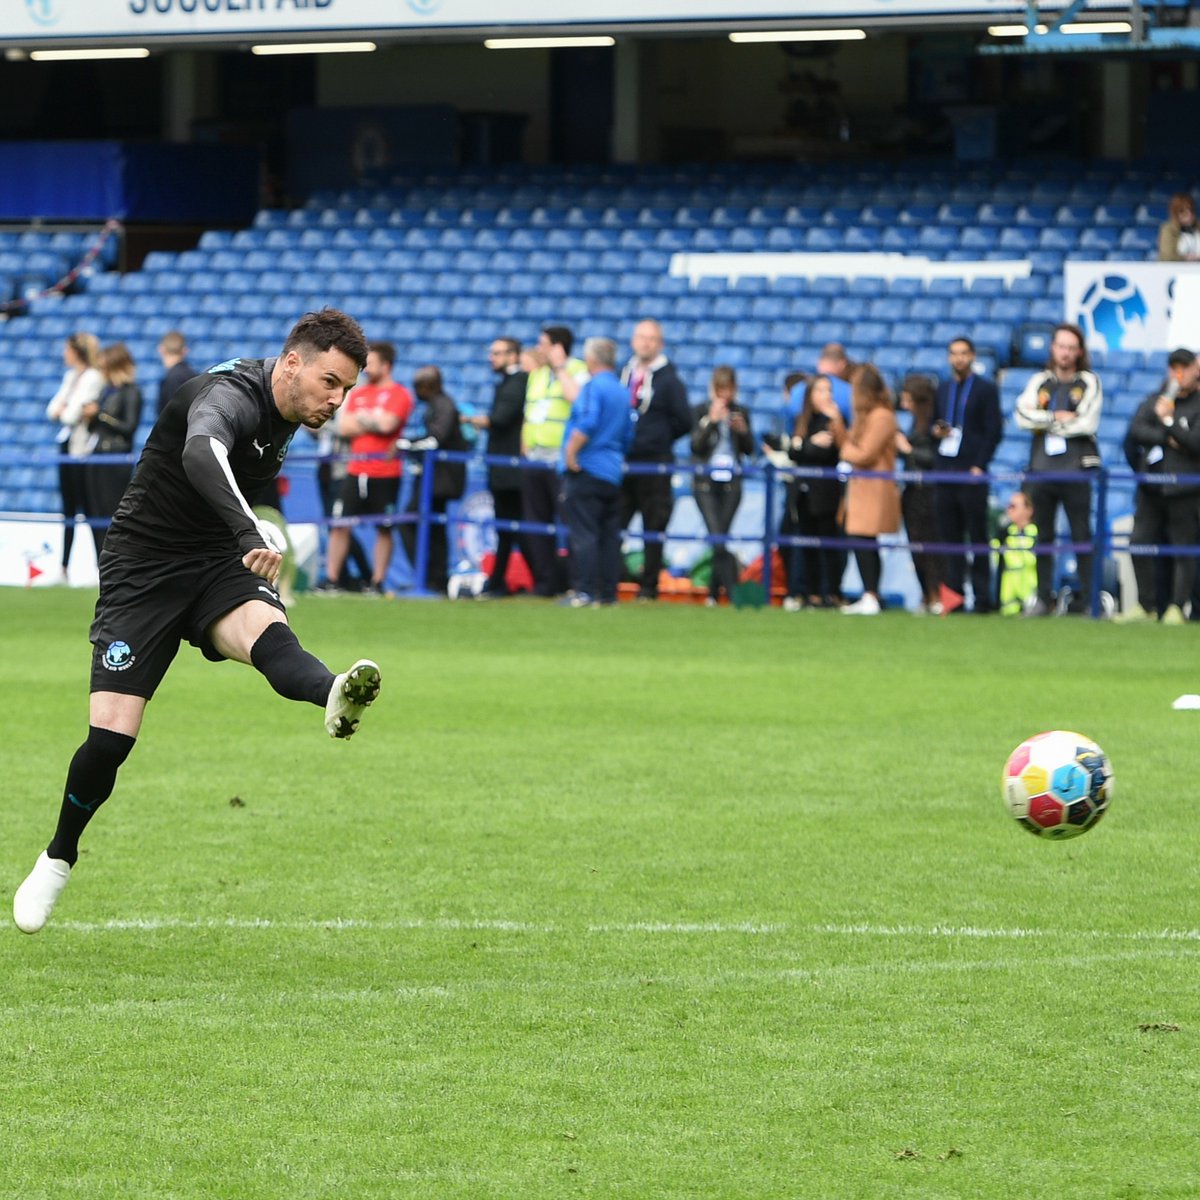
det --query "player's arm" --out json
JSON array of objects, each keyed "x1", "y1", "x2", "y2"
[
  {"x1": 1014, "y1": 372, "x2": 1053, "y2": 431},
  {"x1": 181, "y1": 390, "x2": 285, "y2": 577},
  {"x1": 1053, "y1": 373, "x2": 1102, "y2": 437}
]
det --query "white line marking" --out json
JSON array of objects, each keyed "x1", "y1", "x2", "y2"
[{"x1": 46, "y1": 916, "x2": 1200, "y2": 943}]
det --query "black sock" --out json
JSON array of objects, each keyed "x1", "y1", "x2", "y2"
[
  {"x1": 47, "y1": 725, "x2": 136, "y2": 866},
  {"x1": 250, "y1": 622, "x2": 334, "y2": 707}
]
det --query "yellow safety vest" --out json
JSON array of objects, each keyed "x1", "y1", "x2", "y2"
[
  {"x1": 523, "y1": 360, "x2": 585, "y2": 451},
  {"x1": 991, "y1": 522, "x2": 1039, "y2": 616}
]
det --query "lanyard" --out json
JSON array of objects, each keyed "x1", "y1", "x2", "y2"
[{"x1": 949, "y1": 375, "x2": 973, "y2": 427}]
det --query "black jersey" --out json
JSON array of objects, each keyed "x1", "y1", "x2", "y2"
[{"x1": 105, "y1": 357, "x2": 299, "y2": 560}]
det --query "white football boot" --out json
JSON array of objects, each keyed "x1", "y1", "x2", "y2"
[
  {"x1": 324, "y1": 659, "x2": 382, "y2": 739},
  {"x1": 13, "y1": 852, "x2": 72, "y2": 934}
]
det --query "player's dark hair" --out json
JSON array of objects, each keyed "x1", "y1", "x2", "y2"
[
  {"x1": 541, "y1": 325, "x2": 574, "y2": 355},
  {"x1": 368, "y1": 341, "x2": 396, "y2": 368},
  {"x1": 496, "y1": 337, "x2": 521, "y2": 356},
  {"x1": 1168, "y1": 348, "x2": 1196, "y2": 370},
  {"x1": 284, "y1": 309, "x2": 368, "y2": 371},
  {"x1": 949, "y1": 335, "x2": 975, "y2": 354}
]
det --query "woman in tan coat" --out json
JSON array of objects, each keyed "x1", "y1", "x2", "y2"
[{"x1": 839, "y1": 363, "x2": 899, "y2": 615}]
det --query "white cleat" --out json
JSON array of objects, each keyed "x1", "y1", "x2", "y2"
[
  {"x1": 13, "y1": 852, "x2": 72, "y2": 934},
  {"x1": 324, "y1": 658, "x2": 381, "y2": 739}
]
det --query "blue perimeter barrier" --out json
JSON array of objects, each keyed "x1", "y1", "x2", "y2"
[{"x1": 5, "y1": 446, "x2": 1200, "y2": 616}]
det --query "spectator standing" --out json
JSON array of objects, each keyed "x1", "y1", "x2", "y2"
[
  {"x1": 466, "y1": 337, "x2": 527, "y2": 598},
  {"x1": 522, "y1": 325, "x2": 588, "y2": 597},
  {"x1": 895, "y1": 374, "x2": 943, "y2": 615},
  {"x1": 84, "y1": 342, "x2": 143, "y2": 558},
  {"x1": 45, "y1": 331, "x2": 104, "y2": 580},
  {"x1": 782, "y1": 373, "x2": 845, "y2": 609},
  {"x1": 155, "y1": 330, "x2": 197, "y2": 420},
  {"x1": 1116, "y1": 348, "x2": 1200, "y2": 624},
  {"x1": 771, "y1": 370, "x2": 809, "y2": 604},
  {"x1": 690, "y1": 365, "x2": 754, "y2": 606},
  {"x1": 1158, "y1": 193, "x2": 1200, "y2": 263},
  {"x1": 305, "y1": 418, "x2": 373, "y2": 590},
  {"x1": 1014, "y1": 323, "x2": 1103, "y2": 616},
  {"x1": 619, "y1": 319, "x2": 692, "y2": 601},
  {"x1": 840, "y1": 364, "x2": 899, "y2": 616},
  {"x1": 932, "y1": 337, "x2": 1002, "y2": 613},
  {"x1": 400, "y1": 365, "x2": 468, "y2": 594},
  {"x1": 992, "y1": 490, "x2": 1039, "y2": 616},
  {"x1": 785, "y1": 342, "x2": 854, "y2": 428},
  {"x1": 561, "y1": 338, "x2": 636, "y2": 607},
  {"x1": 320, "y1": 341, "x2": 413, "y2": 596}
]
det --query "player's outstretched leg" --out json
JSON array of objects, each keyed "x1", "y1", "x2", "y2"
[
  {"x1": 325, "y1": 659, "x2": 381, "y2": 739},
  {"x1": 14, "y1": 853, "x2": 72, "y2": 934},
  {"x1": 13, "y1": 724, "x2": 136, "y2": 933}
]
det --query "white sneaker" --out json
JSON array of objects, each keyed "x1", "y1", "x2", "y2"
[
  {"x1": 13, "y1": 851, "x2": 71, "y2": 934},
  {"x1": 325, "y1": 659, "x2": 381, "y2": 739},
  {"x1": 781, "y1": 596, "x2": 802, "y2": 612},
  {"x1": 841, "y1": 593, "x2": 881, "y2": 616}
]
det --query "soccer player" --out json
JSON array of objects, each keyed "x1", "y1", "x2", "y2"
[{"x1": 13, "y1": 309, "x2": 382, "y2": 935}]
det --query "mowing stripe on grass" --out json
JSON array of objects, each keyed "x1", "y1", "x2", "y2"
[{"x1": 45, "y1": 916, "x2": 1200, "y2": 941}]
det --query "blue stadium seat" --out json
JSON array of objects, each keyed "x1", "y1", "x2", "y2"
[
  {"x1": 849, "y1": 321, "x2": 889, "y2": 348},
  {"x1": 1079, "y1": 228, "x2": 1121, "y2": 252},
  {"x1": 868, "y1": 297, "x2": 907, "y2": 321},
  {"x1": 876, "y1": 227, "x2": 914, "y2": 250},
  {"x1": 804, "y1": 228, "x2": 839, "y2": 251},
  {"x1": 1012, "y1": 323, "x2": 1055, "y2": 367},
  {"x1": 1054, "y1": 203, "x2": 1094, "y2": 226},
  {"x1": 790, "y1": 297, "x2": 825, "y2": 321},
  {"x1": 999, "y1": 228, "x2": 1038, "y2": 252},
  {"x1": 749, "y1": 296, "x2": 790, "y2": 322},
  {"x1": 917, "y1": 227, "x2": 958, "y2": 252},
  {"x1": 977, "y1": 202, "x2": 1017, "y2": 226},
  {"x1": 1095, "y1": 203, "x2": 1135, "y2": 226},
  {"x1": 926, "y1": 278, "x2": 965, "y2": 298},
  {"x1": 809, "y1": 277, "x2": 847, "y2": 298},
  {"x1": 859, "y1": 203, "x2": 899, "y2": 226},
  {"x1": 988, "y1": 297, "x2": 1026, "y2": 323},
  {"x1": 959, "y1": 227, "x2": 998, "y2": 252},
  {"x1": 898, "y1": 203, "x2": 938, "y2": 226}
]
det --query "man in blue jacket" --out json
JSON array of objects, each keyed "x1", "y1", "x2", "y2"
[
  {"x1": 561, "y1": 337, "x2": 636, "y2": 607},
  {"x1": 933, "y1": 336, "x2": 1002, "y2": 612}
]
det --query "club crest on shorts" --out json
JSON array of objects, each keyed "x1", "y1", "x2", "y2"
[{"x1": 102, "y1": 641, "x2": 135, "y2": 671}]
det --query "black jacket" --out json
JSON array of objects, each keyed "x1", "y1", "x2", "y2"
[
  {"x1": 620, "y1": 356, "x2": 692, "y2": 463},
  {"x1": 690, "y1": 401, "x2": 754, "y2": 464},
  {"x1": 156, "y1": 360, "x2": 198, "y2": 420},
  {"x1": 90, "y1": 382, "x2": 142, "y2": 454},
  {"x1": 1127, "y1": 387, "x2": 1200, "y2": 496},
  {"x1": 934, "y1": 373, "x2": 1002, "y2": 473},
  {"x1": 485, "y1": 367, "x2": 527, "y2": 492},
  {"x1": 420, "y1": 390, "x2": 468, "y2": 501},
  {"x1": 787, "y1": 411, "x2": 843, "y2": 517}
]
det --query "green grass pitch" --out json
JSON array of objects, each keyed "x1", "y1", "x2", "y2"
[{"x1": 3, "y1": 588, "x2": 1199, "y2": 1198}]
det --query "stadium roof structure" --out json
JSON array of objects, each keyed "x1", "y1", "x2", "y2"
[{"x1": 0, "y1": 0, "x2": 1166, "y2": 53}]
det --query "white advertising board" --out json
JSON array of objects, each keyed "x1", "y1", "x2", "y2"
[
  {"x1": 0, "y1": 517, "x2": 98, "y2": 588},
  {"x1": 1064, "y1": 261, "x2": 1200, "y2": 356},
  {"x1": 10, "y1": 0, "x2": 1113, "y2": 41}
]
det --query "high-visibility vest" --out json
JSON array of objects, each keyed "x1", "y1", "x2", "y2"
[
  {"x1": 523, "y1": 360, "x2": 585, "y2": 451},
  {"x1": 991, "y1": 521, "x2": 1039, "y2": 616}
]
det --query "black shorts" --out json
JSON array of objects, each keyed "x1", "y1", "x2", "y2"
[
  {"x1": 89, "y1": 550, "x2": 287, "y2": 700},
  {"x1": 334, "y1": 474, "x2": 401, "y2": 528}
]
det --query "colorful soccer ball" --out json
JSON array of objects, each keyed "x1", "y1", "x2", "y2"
[{"x1": 1002, "y1": 731, "x2": 1113, "y2": 839}]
